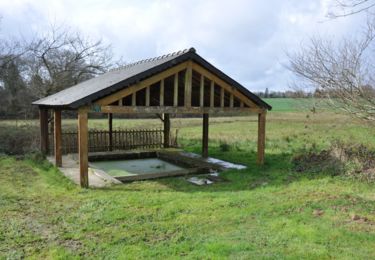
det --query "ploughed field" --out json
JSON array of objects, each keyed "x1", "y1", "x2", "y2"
[{"x1": 1, "y1": 99, "x2": 375, "y2": 258}]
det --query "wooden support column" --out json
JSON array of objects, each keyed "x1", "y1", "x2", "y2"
[
  {"x1": 132, "y1": 93, "x2": 136, "y2": 106},
  {"x1": 230, "y1": 93, "x2": 234, "y2": 108},
  {"x1": 184, "y1": 62, "x2": 192, "y2": 107},
  {"x1": 200, "y1": 74, "x2": 204, "y2": 107},
  {"x1": 78, "y1": 110, "x2": 89, "y2": 188},
  {"x1": 220, "y1": 88, "x2": 224, "y2": 107},
  {"x1": 202, "y1": 113, "x2": 209, "y2": 158},
  {"x1": 108, "y1": 113, "x2": 113, "y2": 151},
  {"x1": 257, "y1": 111, "x2": 266, "y2": 165},
  {"x1": 39, "y1": 107, "x2": 49, "y2": 154},
  {"x1": 210, "y1": 81, "x2": 214, "y2": 107},
  {"x1": 145, "y1": 86, "x2": 150, "y2": 107},
  {"x1": 164, "y1": 113, "x2": 170, "y2": 148},
  {"x1": 173, "y1": 73, "x2": 178, "y2": 106},
  {"x1": 160, "y1": 79, "x2": 164, "y2": 106},
  {"x1": 54, "y1": 109, "x2": 62, "y2": 167}
]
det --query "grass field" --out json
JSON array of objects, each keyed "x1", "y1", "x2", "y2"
[{"x1": 1, "y1": 99, "x2": 375, "y2": 258}]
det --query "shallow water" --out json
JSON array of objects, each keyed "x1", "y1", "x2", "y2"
[{"x1": 91, "y1": 158, "x2": 185, "y2": 177}]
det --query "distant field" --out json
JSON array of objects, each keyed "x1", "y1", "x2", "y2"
[{"x1": 263, "y1": 98, "x2": 316, "y2": 112}]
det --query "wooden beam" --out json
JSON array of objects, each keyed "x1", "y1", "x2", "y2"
[
  {"x1": 145, "y1": 86, "x2": 150, "y2": 107},
  {"x1": 200, "y1": 74, "x2": 204, "y2": 107},
  {"x1": 230, "y1": 93, "x2": 234, "y2": 108},
  {"x1": 54, "y1": 109, "x2": 62, "y2": 167},
  {"x1": 108, "y1": 113, "x2": 113, "y2": 151},
  {"x1": 257, "y1": 111, "x2": 266, "y2": 165},
  {"x1": 78, "y1": 109, "x2": 89, "y2": 188},
  {"x1": 164, "y1": 113, "x2": 170, "y2": 148},
  {"x1": 191, "y1": 62, "x2": 258, "y2": 108},
  {"x1": 39, "y1": 107, "x2": 49, "y2": 154},
  {"x1": 131, "y1": 92, "x2": 136, "y2": 106},
  {"x1": 85, "y1": 105, "x2": 263, "y2": 115},
  {"x1": 95, "y1": 61, "x2": 189, "y2": 105},
  {"x1": 173, "y1": 73, "x2": 178, "y2": 106},
  {"x1": 202, "y1": 113, "x2": 209, "y2": 157},
  {"x1": 184, "y1": 61, "x2": 192, "y2": 107},
  {"x1": 160, "y1": 79, "x2": 164, "y2": 106},
  {"x1": 220, "y1": 88, "x2": 224, "y2": 107},
  {"x1": 210, "y1": 81, "x2": 214, "y2": 108}
]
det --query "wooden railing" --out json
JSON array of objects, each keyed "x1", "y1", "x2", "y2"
[{"x1": 48, "y1": 128, "x2": 165, "y2": 154}]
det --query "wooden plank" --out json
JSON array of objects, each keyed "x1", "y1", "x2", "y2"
[
  {"x1": 54, "y1": 109, "x2": 62, "y2": 167},
  {"x1": 220, "y1": 87, "x2": 224, "y2": 107},
  {"x1": 39, "y1": 108, "x2": 49, "y2": 154},
  {"x1": 108, "y1": 113, "x2": 113, "y2": 151},
  {"x1": 173, "y1": 73, "x2": 178, "y2": 106},
  {"x1": 86, "y1": 105, "x2": 263, "y2": 115},
  {"x1": 164, "y1": 113, "x2": 170, "y2": 148},
  {"x1": 210, "y1": 81, "x2": 214, "y2": 108},
  {"x1": 78, "y1": 109, "x2": 89, "y2": 188},
  {"x1": 200, "y1": 74, "x2": 204, "y2": 107},
  {"x1": 131, "y1": 92, "x2": 136, "y2": 106},
  {"x1": 202, "y1": 113, "x2": 209, "y2": 157},
  {"x1": 145, "y1": 86, "x2": 150, "y2": 106},
  {"x1": 160, "y1": 79, "x2": 164, "y2": 106},
  {"x1": 184, "y1": 61, "x2": 192, "y2": 107},
  {"x1": 230, "y1": 93, "x2": 234, "y2": 108},
  {"x1": 95, "y1": 61, "x2": 189, "y2": 105},
  {"x1": 257, "y1": 111, "x2": 266, "y2": 165},
  {"x1": 191, "y1": 62, "x2": 258, "y2": 108}
]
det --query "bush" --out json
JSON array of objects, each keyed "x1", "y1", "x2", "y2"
[
  {"x1": 0, "y1": 124, "x2": 40, "y2": 155},
  {"x1": 219, "y1": 142, "x2": 231, "y2": 152}
]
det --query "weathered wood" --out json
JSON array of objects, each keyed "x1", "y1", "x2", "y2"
[
  {"x1": 108, "y1": 113, "x2": 113, "y2": 151},
  {"x1": 230, "y1": 93, "x2": 234, "y2": 108},
  {"x1": 202, "y1": 113, "x2": 209, "y2": 157},
  {"x1": 173, "y1": 73, "x2": 178, "y2": 106},
  {"x1": 210, "y1": 81, "x2": 214, "y2": 108},
  {"x1": 78, "y1": 110, "x2": 89, "y2": 188},
  {"x1": 115, "y1": 168, "x2": 200, "y2": 182},
  {"x1": 118, "y1": 98, "x2": 123, "y2": 106},
  {"x1": 164, "y1": 113, "x2": 170, "y2": 148},
  {"x1": 39, "y1": 108, "x2": 49, "y2": 154},
  {"x1": 220, "y1": 87, "x2": 224, "y2": 107},
  {"x1": 86, "y1": 105, "x2": 263, "y2": 115},
  {"x1": 160, "y1": 79, "x2": 164, "y2": 106},
  {"x1": 257, "y1": 111, "x2": 266, "y2": 165},
  {"x1": 145, "y1": 86, "x2": 150, "y2": 107},
  {"x1": 131, "y1": 93, "x2": 136, "y2": 106},
  {"x1": 200, "y1": 74, "x2": 204, "y2": 107},
  {"x1": 191, "y1": 62, "x2": 258, "y2": 108},
  {"x1": 96, "y1": 61, "x2": 189, "y2": 105},
  {"x1": 240, "y1": 101, "x2": 244, "y2": 107},
  {"x1": 184, "y1": 61, "x2": 192, "y2": 107},
  {"x1": 54, "y1": 109, "x2": 62, "y2": 167}
]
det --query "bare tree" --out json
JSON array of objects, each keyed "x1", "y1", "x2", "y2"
[
  {"x1": 288, "y1": 19, "x2": 375, "y2": 122},
  {"x1": 25, "y1": 25, "x2": 116, "y2": 98},
  {"x1": 327, "y1": 0, "x2": 375, "y2": 18}
]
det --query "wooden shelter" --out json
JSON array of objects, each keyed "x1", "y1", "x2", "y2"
[{"x1": 33, "y1": 48, "x2": 272, "y2": 188}]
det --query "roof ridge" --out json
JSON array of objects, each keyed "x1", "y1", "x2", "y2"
[{"x1": 109, "y1": 47, "x2": 195, "y2": 72}]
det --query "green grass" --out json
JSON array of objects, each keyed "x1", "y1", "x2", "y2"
[
  {"x1": 263, "y1": 98, "x2": 317, "y2": 112},
  {"x1": 1, "y1": 111, "x2": 375, "y2": 259}
]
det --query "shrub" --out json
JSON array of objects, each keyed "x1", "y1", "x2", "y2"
[
  {"x1": 0, "y1": 124, "x2": 40, "y2": 155},
  {"x1": 219, "y1": 142, "x2": 231, "y2": 152}
]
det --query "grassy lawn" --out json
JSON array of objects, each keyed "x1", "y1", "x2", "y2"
[{"x1": 1, "y1": 107, "x2": 375, "y2": 258}]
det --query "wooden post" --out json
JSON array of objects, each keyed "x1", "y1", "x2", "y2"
[
  {"x1": 257, "y1": 111, "x2": 266, "y2": 165},
  {"x1": 146, "y1": 86, "x2": 150, "y2": 106},
  {"x1": 220, "y1": 88, "x2": 224, "y2": 107},
  {"x1": 160, "y1": 79, "x2": 164, "y2": 106},
  {"x1": 230, "y1": 93, "x2": 234, "y2": 108},
  {"x1": 200, "y1": 74, "x2": 204, "y2": 107},
  {"x1": 132, "y1": 93, "x2": 136, "y2": 106},
  {"x1": 78, "y1": 110, "x2": 89, "y2": 188},
  {"x1": 108, "y1": 113, "x2": 113, "y2": 151},
  {"x1": 210, "y1": 81, "x2": 214, "y2": 108},
  {"x1": 39, "y1": 107, "x2": 49, "y2": 154},
  {"x1": 54, "y1": 109, "x2": 62, "y2": 167},
  {"x1": 202, "y1": 113, "x2": 209, "y2": 157},
  {"x1": 164, "y1": 113, "x2": 170, "y2": 148},
  {"x1": 184, "y1": 62, "x2": 192, "y2": 107},
  {"x1": 173, "y1": 73, "x2": 178, "y2": 106}
]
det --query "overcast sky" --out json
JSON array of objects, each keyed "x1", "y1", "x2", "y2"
[{"x1": 0, "y1": 0, "x2": 366, "y2": 92}]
